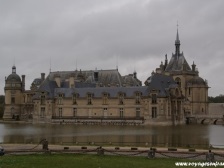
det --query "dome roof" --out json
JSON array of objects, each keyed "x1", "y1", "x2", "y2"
[
  {"x1": 6, "y1": 73, "x2": 21, "y2": 82},
  {"x1": 187, "y1": 76, "x2": 206, "y2": 85}
]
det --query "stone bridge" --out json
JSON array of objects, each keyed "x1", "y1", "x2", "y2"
[{"x1": 186, "y1": 114, "x2": 224, "y2": 125}]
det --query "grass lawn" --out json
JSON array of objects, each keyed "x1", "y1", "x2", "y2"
[{"x1": 0, "y1": 153, "x2": 199, "y2": 168}]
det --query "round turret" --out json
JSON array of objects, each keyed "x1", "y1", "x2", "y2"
[
  {"x1": 187, "y1": 76, "x2": 206, "y2": 86},
  {"x1": 5, "y1": 66, "x2": 21, "y2": 83}
]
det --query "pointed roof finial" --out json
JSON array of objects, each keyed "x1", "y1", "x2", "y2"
[
  {"x1": 175, "y1": 21, "x2": 181, "y2": 55},
  {"x1": 175, "y1": 21, "x2": 180, "y2": 44},
  {"x1": 116, "y1": 55, "x2": 119, "y2": 70},
  {"x1": 49, "y1": 57, "x2": 51, "y2": 73}
]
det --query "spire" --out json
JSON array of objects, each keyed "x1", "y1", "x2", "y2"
[
  {"x1": 164, "y1": 54, "x2": 168, "y2": 69},
  {"x1": 49, "y1": 57, "x2": 51, "y2": 73},
  {"x1": 175, "y1": 23, "x2": 181, "y2": 55}
]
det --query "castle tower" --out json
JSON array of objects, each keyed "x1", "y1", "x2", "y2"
[
  {"x1": 164, "y1": 29, "x2": 209, "y2": 116},
  {"x1": 3, "y1": 66, "x2": 23, "y2": 120}
]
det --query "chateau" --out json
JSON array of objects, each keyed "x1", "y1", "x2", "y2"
[{"x1": 3, "y1": 30, "x2": 209, "y2": 125}]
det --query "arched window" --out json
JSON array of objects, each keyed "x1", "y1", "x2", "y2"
[{"x1": 175, "y1": 77, "x2": 181, "y2": 87}]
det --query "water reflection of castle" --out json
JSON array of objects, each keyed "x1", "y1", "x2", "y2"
[{"x1": 3, "y1": 29, "x2": 209, "y2": 125}]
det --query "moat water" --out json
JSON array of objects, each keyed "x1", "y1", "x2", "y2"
[{"x1": 0, "y1": 123, "x2": 223, "y2": 148}]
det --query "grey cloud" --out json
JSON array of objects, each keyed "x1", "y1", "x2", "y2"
[{"x1": 0, "y1": 0, "x2": 223, "y2": 96}]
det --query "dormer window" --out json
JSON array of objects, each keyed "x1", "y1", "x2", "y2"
[
  {"x1": 87, "y1": 93, "x2": 93, "y2": 105},
  {"x1": 118, "y1": 93, "x2": 125, "y2": 105},
  {"x1": 72, "y1": 93, "x2": 79, "y2": 105},
  {"x1": 135, "y1": 92, "x2": 141, "y2": 104},
  {"x1": 102, "y1": 93, "x2": 109, "y2": 105},
  {"x1": 152, "y1": 94, "x2": 157, "y2": 104},
  {"x1": 41, "y1": 95, "x2": 45, "y2": 105}
]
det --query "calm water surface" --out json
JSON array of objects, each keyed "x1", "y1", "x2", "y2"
[{"x1": 0, "y1": 123, "x2": 223, "y2": 148}]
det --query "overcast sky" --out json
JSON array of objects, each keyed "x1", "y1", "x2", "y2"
[{"x1": 0, "y1": 0, "x2": 223, "y2": 96}]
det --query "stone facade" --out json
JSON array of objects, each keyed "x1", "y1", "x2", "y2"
[{"x1": 3, "y1": 30, "x2": 209, "y2": 125}]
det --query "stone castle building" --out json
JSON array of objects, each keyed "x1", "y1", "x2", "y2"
[{"x1": 3, "y1": 30, "x2": 209, "y2": 125}]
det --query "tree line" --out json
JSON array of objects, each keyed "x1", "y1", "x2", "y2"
[
  {"x1": 0, "y1": 95, "x2": 4, "y2": 118},
  {"x1": 208, "y1": 95, "x2": 224, "y2": 103}
]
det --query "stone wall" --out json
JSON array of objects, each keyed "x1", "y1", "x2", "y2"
[{"x1": 209, "y1": 103, "x2": 224, "y2": 117}]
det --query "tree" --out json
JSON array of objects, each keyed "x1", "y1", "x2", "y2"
[
  {"x1": 0, "y1": 95, "x2": 4, "y2": 118},
  {"x1": 208, "y1": 95, "x2": 224, "y2": 103}
]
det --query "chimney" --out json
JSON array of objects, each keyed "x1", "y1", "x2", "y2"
[
  {"x1": 192, "y1": 62, "x2": 196, "y2": 72},
  {"x1": 133, "y1": 71, "x2": 137, "y2": 79},
  {"x1": 69, "y1": 73, "x2": 75, "y2": 88},
  {"x1": 41, "y1": 73, "x2": 45, "y2": 81},
  {"x1": 164, "y1": 54, "x2": 168, "y2": 70},
  {"x1": 94, "y1": 71, "x2": 99, "y2": 82},
  {"x1": 22, "y1": 75, "x2": 25, "y2": 91}
]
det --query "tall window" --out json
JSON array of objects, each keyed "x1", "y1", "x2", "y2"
[
  {"x1": 41, "y1": 107, "x2": 45, "y2": 118},
  {"x1": 103, "y1": 108, "x2": 108, "y2": 118},
  {"x1": 152, "y1": 107, "x2": 157, "y2": 118},
  {"x1": 73, "y1": 108, "x2": 77, "y2": 117},
  {"x1": 11, "y1": 97, "x2": 15, "y2": 104},
  {"x1": 87, "y1": 93, "x2": 92, "y2": 105},
  {"x1": 73, "y1": 94, "x2": 78, "y2": 104},
  {"x1": 59, "y1": 108, "x2": 62, "y2": 117},
  {"x1": 118, "y1": 93, "x2": 124, "y2": 105},
  {"x1": 120, "y1": 108, "x2": 124, "y2": 118},
  {"x1": 135, "y1": 92, "x2": 141, "y2": 104},
  {"x1": 136, "y1": 108, "x2": 141, "y2": 118},
  {"x1": 58, "y1": 94, "x2": 63, "y2": 105},
  {"x1": 152, "y1": 94, "x2": 157, "y2": 104}
]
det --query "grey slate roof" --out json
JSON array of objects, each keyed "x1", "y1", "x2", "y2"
[
  {"x1": 145, "y1": 73, "x2": 177, "y2": 97},
  {"x1": 32, "y1": 78, "x2": 42, "y2": 86},
  {"x1": 54, "y1": 86, "x2": 149, "y2": 98},
  {"x1": 33, "y1": 77, "x2": 58, "y2": 99},
  {"x1": 48, "y1": 69, "x2": 126, "y2": 87},
  {"x1": 33, "y1": 70, "x2": 177, "y2": 99},
  {"x1": 187, "y1": 76, "x2": 207, "y2": 86},
  {"x1": 6, "y1": 73, "x2": 21, "y2": 83},
  {"x1": 122, "y1": 74, "x2": 142, "y2": 86},
  {"x1": 165, "y1": 53, "x2": 191, "y2": 71}
]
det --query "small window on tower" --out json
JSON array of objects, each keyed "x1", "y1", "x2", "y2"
[
  {"x1": 175, "y1": 77, "x2": 181, "y2": 88},
  {"x1": 11, "y1": 97, "x2": 15, "y2": 104}
]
